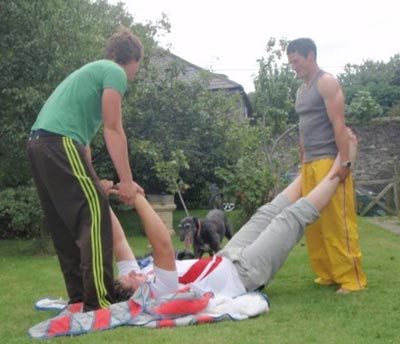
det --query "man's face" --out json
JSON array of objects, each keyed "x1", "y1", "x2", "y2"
[
  {"x1": 287, "y1": 51, "x2": 311, "y2": 80},
  {"x1": 119, "y1": 270, "x2": 147, "y2": 291}
]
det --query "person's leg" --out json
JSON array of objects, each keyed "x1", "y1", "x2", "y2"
[
  {"x1": 304, "y1": 135, "x2": 367, "y2": 292},
  {"x1": 295, "y1": 131, "x2": 366, "y2": 291},
  {"x1": 336, "y1": 179, "x2": 367, "y2": 292},
  {"x1": 318, "y1": 174, "x2": 367, "y2": 293},
  {"x1": 227, "y1": 129, "x2": 359, "y2": 291},
  {"x1": 54, "y1": 138, "x2": 115, "y2": 311},
  {"x1": 226, "y1": 195, "x2": 320, "y2": 291},
  {"x1": 302, "y1": 161, "x2": 334, "y2": 285},
  {"x1": 27, "y1": 138, "x2": 83, "y2": 304},
  {"x1": 220, "y1": 176, "x2": 302, "y2": 252},
  {"x1": 76, "y1": 191, "x2": 115, "y2": 311},
  {"x1": 218, "y1": 175, "x2": 305, "y2": 290},
  {"x1": 98, "y1": 180, "x2": 141, "y2": 276}
]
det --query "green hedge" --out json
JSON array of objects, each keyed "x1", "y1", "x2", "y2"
[{"x1": 0, "y1": 185, "x2": 44, "y2": 239}]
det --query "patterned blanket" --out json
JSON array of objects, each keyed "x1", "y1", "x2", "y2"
[{"x1": 29, "y1": 283, "x2": 269, "y2": 339}]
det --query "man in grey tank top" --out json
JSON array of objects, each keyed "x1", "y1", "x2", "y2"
[{"x1": 287, "y1": 38, "x2": 367, "y2": 294}]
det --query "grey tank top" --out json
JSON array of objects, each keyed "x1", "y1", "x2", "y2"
[{"x1": 295, "y1": 69, "x2": 337, "y2": 163}]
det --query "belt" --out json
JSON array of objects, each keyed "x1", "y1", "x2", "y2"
[{"x1": 29, "y1": 129, "x2": 62, "y2": 139}]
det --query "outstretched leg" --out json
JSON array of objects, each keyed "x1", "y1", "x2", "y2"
[
  {"x1": 221, "y1": 129, "x2": 358, "y2": 291},
  {"x1": 220, "y1": 176, "x2": 302, "y2": 252}
]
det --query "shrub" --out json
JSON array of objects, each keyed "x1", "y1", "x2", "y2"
[
  {"x1": 0, "y1": 185, "x2": 44, "y2": 239},
  {"x1": 347, "y1": 90, "x2": 383, "y2": 123},
  {"x1": 216, "y1": 155, "x2": 275, "y2": 222},
  {"x1": 215, "y1": 123, "x2": 276, "y2": 221}
]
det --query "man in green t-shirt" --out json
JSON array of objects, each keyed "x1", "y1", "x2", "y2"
[{"x1": 27, "y1": 27, "x2": 144, "y2": 312}]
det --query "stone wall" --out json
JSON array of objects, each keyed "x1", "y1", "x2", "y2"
[
  {"x1": 350, "y1": 118, "x2": 400, "y2": 182},
  {"x1": 274, "y1": 118, "x2": 400, "y2": 183}
]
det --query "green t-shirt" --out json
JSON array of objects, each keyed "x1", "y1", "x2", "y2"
[{"x1": 32, "y1": 60, "x2": 127, "y2": 145}]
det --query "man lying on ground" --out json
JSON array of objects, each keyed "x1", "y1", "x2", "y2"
[{"x1": 113, "y1": 129, "x2": 359, "y2": 300}]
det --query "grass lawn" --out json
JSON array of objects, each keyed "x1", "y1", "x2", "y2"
[{"x1": 0, "y1": 211, "x2": 399, "y2": 344}]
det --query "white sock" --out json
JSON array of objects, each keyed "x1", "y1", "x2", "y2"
[{"x1": 117, "y1": 260, "x2": 141, "y2": 277}]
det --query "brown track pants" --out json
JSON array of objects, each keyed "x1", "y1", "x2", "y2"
[{"x1": 27, "y1": 134, "x2": 115, "y2": 311}]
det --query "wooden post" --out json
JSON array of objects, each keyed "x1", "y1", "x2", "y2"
[
  {"x1": 394, "y1": 163, "x2": 399, "y2": 216},
  {"x1": 175, "y1": 181, "x2": 190, "y2": 217}
]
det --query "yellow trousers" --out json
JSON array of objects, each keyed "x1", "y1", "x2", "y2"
[{"x1": 302, "y1": 159, "x2": 367, "y2": 290}]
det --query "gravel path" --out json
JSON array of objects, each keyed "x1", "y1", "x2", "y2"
[{"x1": 367, "y1": 216, "x2": 400, "y2": 234}]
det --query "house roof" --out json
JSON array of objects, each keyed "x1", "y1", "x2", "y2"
[
  {"x1": 149, "y1": 48, "x2": 253, "y2": 116},
  {"x1": 150, "y1": 49, "x2": 243, "y2": 90}
]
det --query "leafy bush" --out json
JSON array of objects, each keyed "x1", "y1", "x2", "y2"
[
  {"x1": 215, "y1": 122, "x2": 276, "y2": 221},
  {"x1": 216, "y1": 156, "x2": 275, "y2": 222},
  {"x1": 347, "y1": 90, "x2": 383, "y2": 123},
  {"x1": 0, "y1": 185, "x2": 44, "y2": 239}
]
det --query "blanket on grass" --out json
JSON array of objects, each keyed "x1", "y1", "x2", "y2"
[{"x1": 29, "y1": 283, "x2": 269, "y2": 339}]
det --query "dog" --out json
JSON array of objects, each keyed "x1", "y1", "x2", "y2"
[{"x1": 178, "y1": 209, "x2": 233, "y2": 258}]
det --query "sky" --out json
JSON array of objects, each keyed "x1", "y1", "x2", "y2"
[{"x1": 113, "y1": 0, "x2": 398, "y2": 93}]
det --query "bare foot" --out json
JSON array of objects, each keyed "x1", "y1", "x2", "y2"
[{"x1": 336, "y1": 288, "x2": 351, "y2": 295}]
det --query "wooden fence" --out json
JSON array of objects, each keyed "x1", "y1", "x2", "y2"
[{"x1": 355, "y1": 164, "x2": 400, "y2": 216}]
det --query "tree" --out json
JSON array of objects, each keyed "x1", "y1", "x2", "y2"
[
  {"x1": 215, "y1": 120, "x2": 275, "y2": 220},
  {"x1": 1, "y1": 0, "x2": 252, "y2": 238},
  {"x1": 125, "y1": 72, "x2": 242, "y2": 201},
  {"x1": 0, "y1": 0, "x2": 169, "y2": 238},
  {"x1": 252, "y1": 37, "x2": 299, "y2": 133},
  {"x1": 339, "y1": 56, "x2": 400, "y2": 116},
  {"x1": 0, "y1": 0, "x2": 140, "y2": 188}
]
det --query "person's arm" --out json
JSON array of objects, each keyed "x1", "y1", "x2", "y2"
[
  {"x1": 102, "y1": 88, "x2": 143, "y2": 204},
  {"x1": 112, "y1": 188, "x2": 178, "y2": 296},
  {"x1": 130, "y1": 194, "x2": 176, "y2": 272},
  {"x1": 110, "y1": 207, "x2": 136, "y2": 262},
  {"x1": 318, "y1": 74, "x2": 351, "y2": 182},
  {"x1": 307, "y1": 128, "x2": 358, "y2": 211},
  {"x1": 83, "y1": 145, "x2": 92, "y2": 162}
]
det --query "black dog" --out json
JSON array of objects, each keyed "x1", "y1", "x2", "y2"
[{"x1": 178, "y1": 209, "x2": 233, "y2": 258}]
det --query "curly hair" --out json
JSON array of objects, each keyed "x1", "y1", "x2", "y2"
[{"x1": 105, "y1": 26, "x2": 144, "y2": 64}]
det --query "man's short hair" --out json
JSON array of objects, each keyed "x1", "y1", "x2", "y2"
[
  {"x1": 114, "y1": 279, "x2": 134, "y2": 302},
  {"x1": 105, "y1": 26, "x2": 144, "y2": 64},
  {"x1": 287, "y1": 38, "x2": 317, "y2": 59}
]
